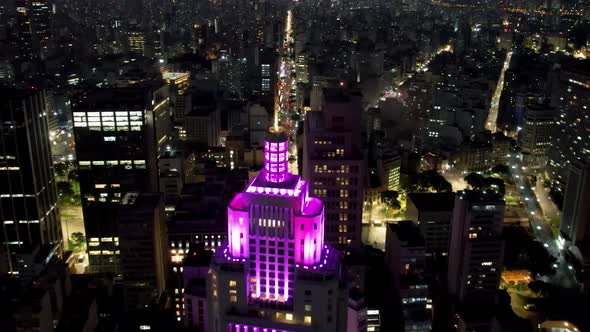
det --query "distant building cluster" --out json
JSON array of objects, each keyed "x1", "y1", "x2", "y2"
[{"x1": 1, "y1": 0, "x2": 590, "y2": 331}]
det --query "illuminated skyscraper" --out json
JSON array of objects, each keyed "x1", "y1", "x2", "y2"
[
  {"x1": 72, "y1": 84, "x2": 168, "y2": 273},
  {"x1": 207, "y1": 127, "x2": 347, "y2": 332},
  {"x1": 0, "y1": 89, "x2": 61, "y2": 271},
  {"x1": 448, "y1": 191, "x2": 505, "y2": 303}
]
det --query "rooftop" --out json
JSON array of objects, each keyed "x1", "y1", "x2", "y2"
[
  {"x1": 162, "y1": 71, "x2": 189, "y2": 81},
  {"x1": 119, "y1": 192, "x2": 162, "y2": 222},
  {"x1": 184, "y1": 248, "x2": 214, "y2": 267},
  {"x1": 407, "y1": 192, "x2": 456, "y2": 212},
  {"x1": 457, "y1": 190, "x2": 505, "y2": 205},
  {"x1": 323, "y1": 87, "x2": 351, "y2": 103},
  {"x1": 387, "y1": 221, "x2": 425, "y2": 247}
]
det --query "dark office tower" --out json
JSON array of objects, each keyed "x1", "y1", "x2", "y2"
[
  {"x1": 118, "y1": 192, "x2": 168, "y2": 310},
  {"x1": 15, "y1": 0, "x2": 34, "y2": 60},
  {"x1": 15, "y1": 0, "x2": 51, "y2": 60},
  {"x1": 72, "y1": 84, "x2": 168, "y2": 274},
  {"x1": 0, "y1": 89, "x2": 61, "y2": 270},
  {"x1": 29, "y1": 0, "x2": 51, "y2": 59},
  {"x1": 303, "y1": 88, "x2": 365, "y2": 254},
  {"x1": 258, "y1": 48, "x2": 277, "y2": 101},
  {"x1": 519, "y1": 103, "x2": 556, "y2": 171},
  {"x1": 405, "y1": 192, "x2": 455, "y2": 257},
  {"x1": 559, "y1": 159, "x2": 590, "y2": 247},
  {"x1": 448, "y1": 191, "x2": 504, "y2": 304}
]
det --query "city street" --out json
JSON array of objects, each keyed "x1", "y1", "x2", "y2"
[
  {"x1": 486, "y1": 51, "x2": 512, "y2": 132},
  {"x1": 534, "y1": 178, "x2": 559, "y2": 221},
  {"x1": 278, "y1": 9, "x2": 298, "y2": 174},
  {"x1": 50, "y1": 125, "x2": 75, "y2": 162},
  {"x1": 508, "y1": 153, "x2": 577, "y2": 288}
]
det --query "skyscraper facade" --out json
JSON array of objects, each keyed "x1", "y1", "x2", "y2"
[
  {"x1": 559, "y1": 159, "x2": 590, "y2": 247},
  {"x1": 29, "y1": 0, "x2": 51, "y2": 59},
  {"x1": 15, "y1": 0, "x2": 51, "y2": 60},
  {"x1": 118, "y1": 192, "x2": 168, "y2": 310},
  {"x1": 72, "y1": 85, "x2": 167, "y2": 273},
  {"x1": 0, "y1": 89, "x2": 61, "y2": 270},
  {"x1": 448, "y1": 191, "x2": 505, "y2": 303},
  {"x1": 208, "y1": 127, "x2": 347, "y2": 332},
  {"x1": 303, "y1": 88, "x2": 365, "y2": 254},
  {"x1": 519, "y1": 103, "x2": 556, "y2": 170},
  {"x1": 546, "y1": 65, "x2": 590, "y2": 190}
]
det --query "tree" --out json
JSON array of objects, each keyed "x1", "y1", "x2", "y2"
[
  {"x1": 502, "y1": 226, "x2": 556, "y2": 276},
  {"x1": 464, "y1": 172, "x2": 486, "y2": 189},
  {"x1": 54, "y1": 162, "x2": 68, "y2": 177},
  {"x1": 485, "y1": 177, "x2": 506, "y2": 195},
  {"x1": 381, "y1": 191, "x2": 401, "y2": 210},
  {"x1": 67, "y1": 232, "x2": 86, "y2": 252},
  {"x1": 57, "y1": 181, "x2": 74, "y2": 196},
  {"x1": 429, "y1": 173, "x2": 452, "y2": 192},
  {"x1": 407, "y1": 171, "x2": 452, "y2": 193},
  {"x1": 549, "y1": 188, "x2": 564, "y2": 211},
  {"x1": 528, "y1": 280, "x2": 551, "y2": 297},
  {"x1": 491, "y1": 165, "x2": 510, "y2": 177}
]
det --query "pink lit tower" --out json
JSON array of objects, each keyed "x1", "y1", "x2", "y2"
[{"x1": 207, "y1": 127, "x2": 347, "y2": 332}]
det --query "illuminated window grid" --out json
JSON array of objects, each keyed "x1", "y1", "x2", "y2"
[
  {"x1": 264, "y1": 141, "x2": 288, "y2": 183},
  {"x1": 228, "y1": 323, "x2": 295, "y2": 332},
  {"x1": 73, "y1": 110, "x2": 144, "y2": 131},
  {"x1": 248, "y1": 233, "x2": 294, "y2": 302}
]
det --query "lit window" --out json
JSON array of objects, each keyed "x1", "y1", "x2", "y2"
[
  {"x1": 286, "y1": 313, "x2": 293, "y2": 321},
  {"x1": 304, "y1": 316, "x2": 312, "y2": 324},
  {"x1": 230, "y1": 295, "x2": 237, "y2": 303},
  {"x1": 305, "y1": 304, "x2": 312, "y2": 311},
  {"x1": 229, "y1": 280, "x2": 237, "y2": 287}
]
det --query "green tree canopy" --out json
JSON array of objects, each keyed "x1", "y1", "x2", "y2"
[
  {"x1": 57, "y1": 181, "x2": 74, "y2": 196},
  {"x1": 465, "y1": 172, "x2": 486, "y2": 189},
  {"x1": 67, "y1": 232, "x2": 86, "y2": 252},
  {"x1": 381, "y1": 190, "x2": 401, "y2": 210}
]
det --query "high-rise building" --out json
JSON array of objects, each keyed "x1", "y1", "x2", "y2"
[
  {"x1": 347, "y1": 288, "x2": 367, "y2": 332},
  {"x1": 0, "y1": 89, "x2": 61, "y2": 271},
  {"x1": 546, "y1": 64, "x2": 590, "y2": 190},
  {"x1": 558, "y1": 159, "x2": 590, "y2": 247},
  {"x1": 118, "y1": 192, "x2": 168, "y2": 310},
  {"x1": 29, "y1": 0, "x2": 51, "y2": 59},
  {"x1": 448, "y1": 191, "x2": 505, "y2": 303},
  {"x1": 183, "y1": 247, "x2": 213, "y2": 328},
  {"x1": 405, "y1": 193, "x2": 455, "y2": 257},
  {"x1": 385, "y1": 221, "x2": 431, "y2": 332},
  {"x1": 207, "y1": 127, "x2": 347, "y2": 332},
  {"x1": 15, "y1": 0, "x2": 51, "y2": 60},
  {"x1": 163, "y1": 71, "x2": 190, "y2": 120},
  {"x1": 519, "y1": 103, "x2": 556, "y2": 170},
  {"x1": 127, "y1": 30, "x2": 145, "y2": 56},
  {"x1": 72, "y1": 85, "x2": 168, "y2": 273},
  {"x1": 183, "y1": 90, "x2": 220, "y2": 146},
  {"x1": 303, "y1": 88, "x2": 365, "y2": 253},
  {"x1": 15, "y1": 0, "x2": 34, "y2": 60}
]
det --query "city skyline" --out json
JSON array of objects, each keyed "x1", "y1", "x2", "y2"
[{"x1": 1, "y1": 0, "x2": 590, "y2": 331}]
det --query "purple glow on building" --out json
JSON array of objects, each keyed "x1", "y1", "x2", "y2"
[
  {"x1": 228, "y1": 194, "x2": 249, "y2": 259},
  {"x1": 294, "y1": 197, "x2": 324, "y2": 265},
  {"x1": 228, "y1": 323, "x2": 294, "y2": 332},
  {"x1": 263, "y1": 139, "x2": 289, "y2": 183},
  {"x1": 221, "y1": 129, "x2": 329, "y2": 303}
]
